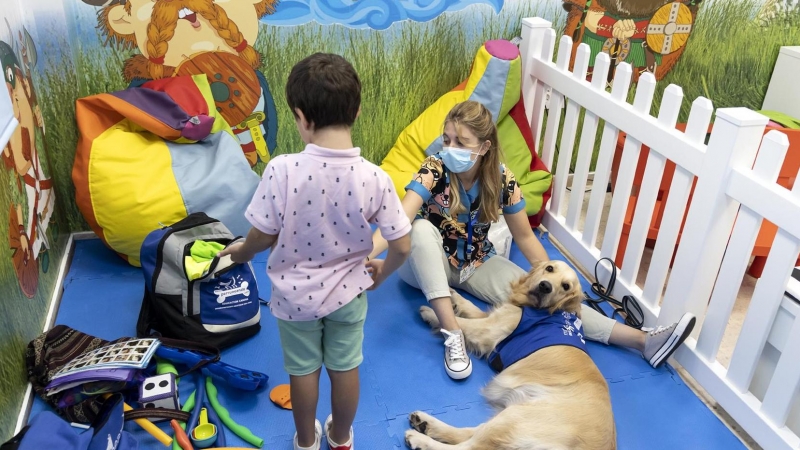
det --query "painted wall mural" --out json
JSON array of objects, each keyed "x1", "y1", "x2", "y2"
[
  {"x1": 262, "y1": 0, "x2": 504, "y2": 29},
  {"x1": 0, "y1": 0, "x2": 71, "y2": 441},
  {"x1": 83, "y1": 0, "x2": 281, "y2": 166},
  {"x1": 2, "y1": 26, "x2": 56, "y2": 299},
  {"x1": 562, "y1": 0, "x2": 700, "y2": 84},
  {"x1": 0, "y1": 0, "x2": 798, "y2": 442}
]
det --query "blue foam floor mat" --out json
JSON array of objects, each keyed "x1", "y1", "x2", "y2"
[{"x1": 28, "y1": 236, "x2": 745, "y2": 449}]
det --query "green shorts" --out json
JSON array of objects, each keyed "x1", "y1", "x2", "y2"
[{"x1": 276, "y1": 293, "x2": 368, "y2": 376}]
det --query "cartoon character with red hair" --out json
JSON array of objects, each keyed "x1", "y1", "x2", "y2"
[
  {"x1": 2, "y1": 31, "x2": 54, "y2": 298},
  {"x1": 82, "y1": 0, "x2": 280, "y2": 166}
]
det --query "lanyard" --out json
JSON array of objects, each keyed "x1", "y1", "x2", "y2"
[{"x1": 463, "y1": 209, "x2": 479, "y2": 262}]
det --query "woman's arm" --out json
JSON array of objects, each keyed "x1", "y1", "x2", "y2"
[
  {"x1": 503, "y1": 209, "x2": 549, "y2": 265},
  {"x1": 369, "y1": 190, "x2": 425, "y2": 259}
]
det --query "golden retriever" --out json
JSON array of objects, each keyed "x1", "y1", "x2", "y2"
[{"x1": 406, "y1": 260, "x2": 616, "y2": 450}]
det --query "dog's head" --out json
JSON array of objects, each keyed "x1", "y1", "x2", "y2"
[{"x1": 509, "y1": 260, "x2": 583, "y2": 315}]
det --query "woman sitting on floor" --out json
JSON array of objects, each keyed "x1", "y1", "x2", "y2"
[{"x1": 369, "y1": 100, "x2": 696, "y2": 380}]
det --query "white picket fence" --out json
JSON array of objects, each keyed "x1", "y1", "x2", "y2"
[{"x1": 520, "y1": 17, "x2": 800, "y2": 449}]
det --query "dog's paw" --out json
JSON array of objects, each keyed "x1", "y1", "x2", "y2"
[
  {"x1": 405, "y1": 429, "x2": 429, "y2": 449},
  {"x1": 409, "y1": 411, "x2": 430, "y2": 434},
  {"x1": 419, "y1": 306, "x2": 440, "y2": 329}
]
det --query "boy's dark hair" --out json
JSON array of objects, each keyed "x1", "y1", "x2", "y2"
[{"x1": 286, "y1": 53, "x2": 361, "y2": 130}]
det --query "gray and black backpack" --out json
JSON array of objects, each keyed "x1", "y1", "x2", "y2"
[{"x1": 137, "y1": 212, "x2": 261, "y2": 348}]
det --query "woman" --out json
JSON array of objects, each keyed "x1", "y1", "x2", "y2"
[{"x1": 370, "y1": 101, "x2": 695, "y2": 379}]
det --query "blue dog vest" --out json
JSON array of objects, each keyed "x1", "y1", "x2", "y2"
[{"x1": 489, "y1": 307, "x2": 587, "y2": 372}]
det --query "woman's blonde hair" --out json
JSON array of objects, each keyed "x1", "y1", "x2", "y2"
[{"x1": 444, "y1": 101, "x2": 503, "y2": 224}]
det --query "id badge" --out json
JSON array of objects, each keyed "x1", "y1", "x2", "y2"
[{"x1": 459, "y1": 261, "x2": 477, "y2": 283}]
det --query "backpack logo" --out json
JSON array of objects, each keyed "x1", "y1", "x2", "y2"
[{"x1": 213, "y1": 275, "x2": 250, "y2": 304}]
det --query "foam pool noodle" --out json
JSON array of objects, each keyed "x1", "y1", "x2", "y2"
[{"x1": 206, "y1": 376, "x2": 264, "y2": 448}]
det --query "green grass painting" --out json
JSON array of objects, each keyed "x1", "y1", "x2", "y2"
[{"x1": 0, "y1": 0, "x2": 796, "y2": 441}]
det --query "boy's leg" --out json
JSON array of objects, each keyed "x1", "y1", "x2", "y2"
[
  {"x1": 277, "y1": 318, "x2": 325, "y2": 448},
  {"x1": 290, "y1": 370, "x2": 322, "y2": 448},
  {"x1": 322, "y1": 293, "x2": 368, "y2": 447}
]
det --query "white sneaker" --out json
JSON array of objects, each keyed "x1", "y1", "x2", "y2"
[
  {"x1": 293, "y1": 419, "x2": 323, "y2": 450},
  {"x1": 441, "y1": 329, "x2": 472, "y2": 380},
  {"x1": 324, "y1": 414, "x2": 354, "y2": 450},
  {"x1": 643, "y1": 313, "x2": 696, "y2": 368}
]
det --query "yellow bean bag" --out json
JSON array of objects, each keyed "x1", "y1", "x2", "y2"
[{"x1": 380, "y1": 40, "x2": 552, "y2": 226}]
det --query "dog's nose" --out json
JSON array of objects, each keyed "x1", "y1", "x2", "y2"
[{"x1": 538, "y1": 281, "x2": 552, "y2": 294}]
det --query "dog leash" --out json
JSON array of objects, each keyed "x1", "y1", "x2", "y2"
[{"x1": 583, "y1": 258, "x2": 645, "y2": 330}]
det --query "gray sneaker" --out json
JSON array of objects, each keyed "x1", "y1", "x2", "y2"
[
  {"x1": 643, "y1": 313, "x2": 696, "y2": 368},
  {"x1": 441, "y1": 329, "x2": 472, "y2": 380}
]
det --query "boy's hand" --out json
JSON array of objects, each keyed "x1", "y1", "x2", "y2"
[
  {"x1": 366, "y1": 258, "x2": 386, "y2": 290},
  {"x1": 218, "y1": 242, "x2": 255, "y2": 264}
]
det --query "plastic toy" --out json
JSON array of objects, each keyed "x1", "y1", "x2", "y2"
[
  {"x1": 155, "y1": 345, "x2": 268, "y2": 391},
  {"x1": 205, "y1": 377, "x2": 264, "y2": 448},
  {"x1": 140, "y1": 373, "x2": 179, "y2": 412},
  {"x1": 190, "y1": 408, "x2": 218, "y2": 448},
  {"x1": 170, "y1": 419, "x2": 194, "y2": 450},
  {"x1": 121, "y1": 399, "x2": 173, "y2": 446}
]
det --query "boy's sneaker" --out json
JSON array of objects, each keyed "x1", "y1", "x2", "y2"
[
  {"x1": 294, "y1": 419, "x2": 323, "y2": 450},
  {"x1": 643, "y1": 313, "x2": 696, "y2": 368},
  {"x1": 324, "y1": 414, "x2": 354, "y2": 450},
  {"x1": 441, "y1": 329, "x2": 472, "y2": 380}
]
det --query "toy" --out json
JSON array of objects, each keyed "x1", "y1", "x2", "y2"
[
  {"x1": 171, "y1": 390, "x2": 196, "y2": 450},
  {"x1": 140, "y1": 373, "x2": 179, "y2": 412},
  {"x1": 204, "y1": 400, "x2": 226, "y2": 447},
  {"x1": 121, "y1": 399, "x2": 173, "y2": 446},
  {"x1": 205, "y1": 377, "x2": 264, "y2": 448},
  {"x1": 72, "y1": 75, "x2": 259, "y2": 267},
  {"x1": 170, "y1": 420, "x2": 194, "y2": 450},
  {"x1": 154, "y1": 345, "x2": 268, "y2": 390},
  {"x1": 190, "y1": 408, "x2": 218, "y2": 448}
]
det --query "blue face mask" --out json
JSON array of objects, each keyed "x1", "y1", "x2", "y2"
[{"x1": 439, "y1": 146, "x2": 480, "y2": 173}]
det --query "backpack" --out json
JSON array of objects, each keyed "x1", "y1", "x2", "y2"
[{"x1": 137, "y1": 212, "x2": 261, "y2": 348}]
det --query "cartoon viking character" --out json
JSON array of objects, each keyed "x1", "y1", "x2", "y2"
[
  {"x1": 2, "y1": 34, "x2": 55, "y2": 298},
  {"x1": 83, "y1": 0, "x2": 279, "y2": 166},
  {"x1": 563, "y1": 0, "x2": 701, "y2": 84}
]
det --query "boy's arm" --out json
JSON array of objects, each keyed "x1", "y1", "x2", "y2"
[
  {"x1": 218, "y1": 227, "x2": 278, "y2": 263},
  {"x1": 368, "y1": 232, "x2": 410, "y2": 289},
  {"x1": 369, "y1": 190, "x2": 424, "y2": 259}
]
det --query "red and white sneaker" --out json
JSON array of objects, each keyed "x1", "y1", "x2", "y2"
[{"x1": 324, "y1": 414, "x2": 353, "y2": 450}]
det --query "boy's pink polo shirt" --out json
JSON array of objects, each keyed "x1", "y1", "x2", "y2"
[{"x1": 246, "y1": 144, "x2": 411, "y2": 321}]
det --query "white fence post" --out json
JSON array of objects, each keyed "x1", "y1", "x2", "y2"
[
  {"x1": 520, "y1": 17, "x2": 552, "y2": 130},
  {"x1": 659, "y1": 108, "x2": 769, "y2": 326}
]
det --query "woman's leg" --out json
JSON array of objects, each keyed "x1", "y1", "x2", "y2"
[
  {"x1": 455, "y1": 255, "x2": 527, "y2": 305},
  {"x1": 582, "y1": 304, "x2": 697, "y2": 369},
  {"x1": 397, "y1": 219, "x2": 471, "y2": 379},
  {"x1": 398, "y1": 220, "x2": 460, "y2": 330}
]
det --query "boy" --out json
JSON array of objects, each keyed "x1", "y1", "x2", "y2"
[{"x1": 219, "y1": 53, "x2": 412, "y2": 450}]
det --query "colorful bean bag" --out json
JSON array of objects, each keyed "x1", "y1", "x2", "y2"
[
  {"x1": 380, "y1": 40, "x2": 552, "y2": 226},
  {"x1": 73, "y1": 75, "x2": 260, "y2": 266}
]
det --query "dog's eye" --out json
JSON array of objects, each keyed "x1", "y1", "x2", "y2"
[
  {"x1": 562, "y1": 283, "x2": 570, "y2": 291},
  {"x1": 545, "y1": 265, "x2": 554, "y2": 272}
]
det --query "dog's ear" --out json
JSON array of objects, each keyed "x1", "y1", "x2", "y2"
[
  {"x1": 508, "y1": 272, "x2": 532, "y2": 307},
  {"x1": 548, "y1": 289, "x2": 584, "y2": 316}
]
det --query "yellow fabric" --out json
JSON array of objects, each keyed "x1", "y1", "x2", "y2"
[
  {"x1": 192, "y1": 74, "x2": 235, "y2": 138},
  {"x1": 381, "y1": 90, "x2": 464, "y2": 198},
  {"x1": 380, "y1": 41, "x2": 524, "y2": 200},
  {"x1": 90, "y1": 123, "x2": 186, "y2": 267},
  {"x1": 184, "y1": 241, "x2": 226, "y2": 280}
]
